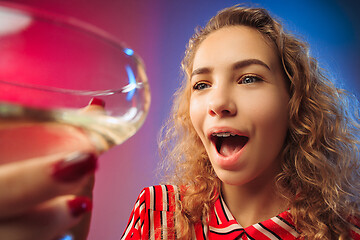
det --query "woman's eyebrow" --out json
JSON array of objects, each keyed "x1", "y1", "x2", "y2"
[
  {"x1": 191, "y1": 67, "x2": 213, "y2": 78},
  {"x1": 232, "y1": 59, "x2": 271, "y2": 71},
  {"x1": 191, "y1": 59, "x2": 271, "y2": 78}
]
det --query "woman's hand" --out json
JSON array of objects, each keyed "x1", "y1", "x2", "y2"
[
  {"x1": 0, "y1": 99, "x2": 106, "y2": 239},
  {"x1": 0, "y1": 150, "x2": 97, "y2": 240},
  {"x1": 0, "y1": 122, "x2": 98, "y2": 240}
]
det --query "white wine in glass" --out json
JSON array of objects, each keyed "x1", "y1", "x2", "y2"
[{"x1": 0, "y1": 3, "x2": 151, "y2": 162}]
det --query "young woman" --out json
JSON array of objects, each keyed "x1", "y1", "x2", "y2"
[{"x1": 122, "y1": 6, "x2": 360, "y2": 240}]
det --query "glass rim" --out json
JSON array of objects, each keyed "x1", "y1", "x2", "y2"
[{"x1": 0, "y1": 79, "x2": 144, "y2": 97}]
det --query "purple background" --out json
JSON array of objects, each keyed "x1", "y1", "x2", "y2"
[{"x1": 1, "y1": 0, "x2": 359, "y2": 239}]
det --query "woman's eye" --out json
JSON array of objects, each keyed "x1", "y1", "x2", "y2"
[
  {"x1": 193, "y1": 82, "x2": 210, "y2": 90},
  {"x1": 240, "y1": 75, "x2": 262, "y2": 84}
]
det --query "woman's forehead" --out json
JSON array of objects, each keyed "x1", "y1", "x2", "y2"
[{"x1": 191, "y1": 26, "x2": 280, "y2": 75}]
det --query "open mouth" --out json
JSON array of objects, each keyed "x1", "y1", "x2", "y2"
[{"x1": 210, "y1": 132, "x2": 249, "y2": 157}]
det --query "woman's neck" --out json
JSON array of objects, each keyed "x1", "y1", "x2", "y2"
[{"x1": 221, "y1": 173, "x2": 289, "y2": 228}]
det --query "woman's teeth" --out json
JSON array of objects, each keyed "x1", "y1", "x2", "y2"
[{"x1": 211, "y1": 132, "x2": 237, "y2": 137}]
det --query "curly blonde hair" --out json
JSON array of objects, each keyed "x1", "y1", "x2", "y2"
[{"x1": 159, "y1": 5, "x2": 360, "y2": 239}]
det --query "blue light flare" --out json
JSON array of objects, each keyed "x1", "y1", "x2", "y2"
[
  {"x1": 124, "y1": 48, "x2": 134, "y2": 56},
  {"x1": 125, "y1": 65, "x2": 136, "y2": 101},
  {"x1": 58, "y1": 234, "x2": 73, "y2": 240}
]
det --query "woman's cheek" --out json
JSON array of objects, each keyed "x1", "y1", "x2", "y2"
[{"x1": 189, "y1": 97, "x2": 203, "y2": 128}]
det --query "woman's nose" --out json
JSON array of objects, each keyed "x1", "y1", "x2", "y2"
[{"x1": 207, "y1": 88, "x2": 237, "y2": 117}]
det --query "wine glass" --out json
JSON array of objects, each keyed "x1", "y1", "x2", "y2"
[{"x1": 0, "y1": 2, "x2": 150, "y2": 161}]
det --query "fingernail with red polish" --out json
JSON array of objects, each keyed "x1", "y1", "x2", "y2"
[
  {"x1": 67, "y1": 196, "x2": 92, "y2": 217},
  {"x1": 89, "y1": 98, "x2": 105, "y2": 107},
  {"x1": 52, "y1": 152, "x2": 97, "y2": 182}
]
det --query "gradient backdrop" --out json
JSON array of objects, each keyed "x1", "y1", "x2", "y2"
[{"x1": 1, "y1": 0, "x2": 359, "y2": 239}]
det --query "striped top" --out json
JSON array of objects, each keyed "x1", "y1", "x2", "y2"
[{"x1": 121, "y1": 185, "x2": 360, "y2": 239}]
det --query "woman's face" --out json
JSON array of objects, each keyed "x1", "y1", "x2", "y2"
[{"x1": 189, "y1": 26, "x2": 289, "y2": 186}]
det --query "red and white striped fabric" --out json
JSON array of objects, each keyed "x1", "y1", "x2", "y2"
[{"x1": 121, "y1": 185, "x2": 360, "y2": 239}]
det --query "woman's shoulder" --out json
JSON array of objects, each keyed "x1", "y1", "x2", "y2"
[
  {"x1": 122, "y1": 185, "x2": 180, "y2": 239},
  {"x1": 137, "y1": 185, "x2": 180, "y2": 212}
]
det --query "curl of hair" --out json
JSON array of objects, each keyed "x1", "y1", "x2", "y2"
[{"x1": 159, "y1": 5, "x2": 360, "y2": 240}]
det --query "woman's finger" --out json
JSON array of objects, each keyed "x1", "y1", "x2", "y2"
[
  {"x1": 0, "y1": 151, "x2": 97, "y2": 219},
  {"x1": 0, "y1": 195, "x2": 92, "y2": 240}
]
